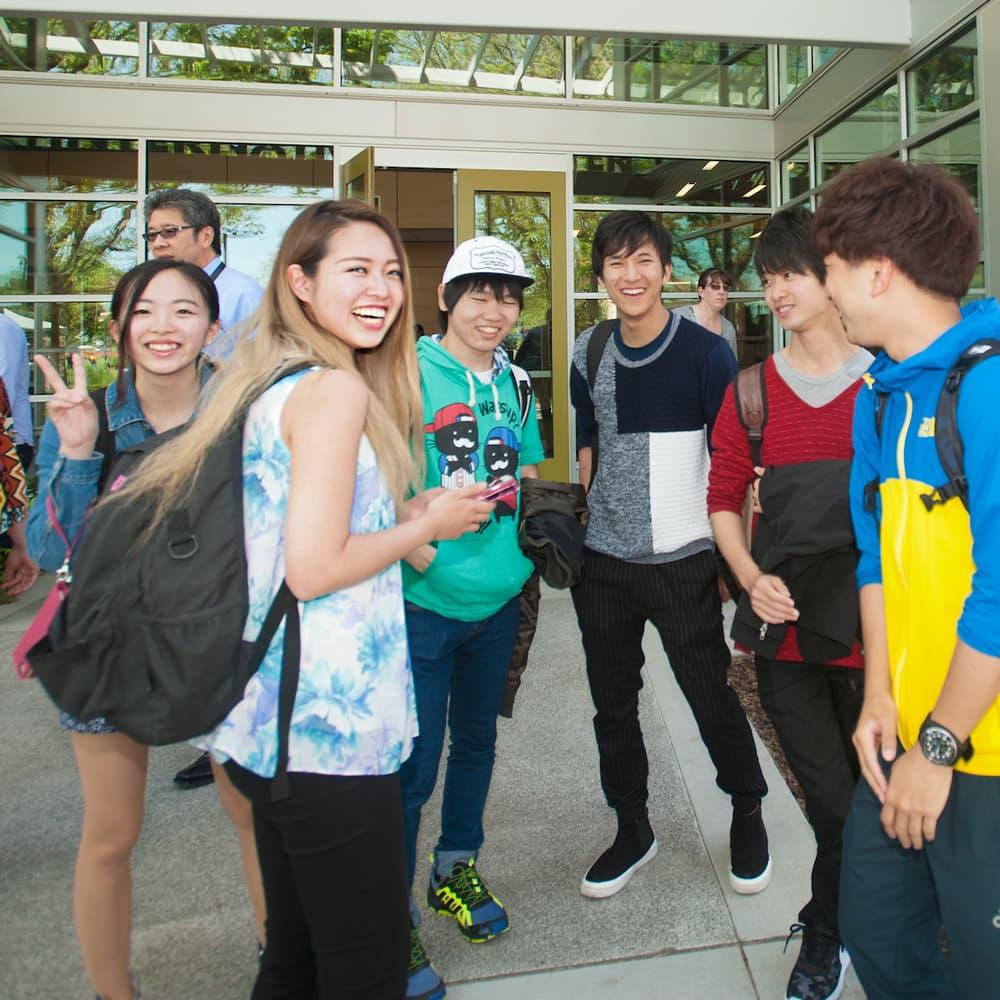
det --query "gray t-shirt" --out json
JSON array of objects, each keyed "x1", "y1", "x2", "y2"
[
  {"x1": 772, "y1": 348, "x2": 875, "y2": 408},
  {"x1": 673, "y1": 303, "x2": 738, "y2": 357}
]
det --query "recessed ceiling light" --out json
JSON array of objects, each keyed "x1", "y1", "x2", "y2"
[
  {"x1": 744, "y1": 183, "x2": 766, "y2": 197},
  {"x1": 676, "y1": 182, "x2": 695, "y2": 197},
  {"x1": 703, "y1": 160, "x2": 719, "y2": 171}
]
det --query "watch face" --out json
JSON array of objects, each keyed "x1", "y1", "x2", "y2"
[{"x1": 921, "y1": 725, "x2": 958, "y2": 766}]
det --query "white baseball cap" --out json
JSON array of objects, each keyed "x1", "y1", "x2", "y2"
[{"x1": 442, "y1": 236, "x2": 534, "y2": 287}]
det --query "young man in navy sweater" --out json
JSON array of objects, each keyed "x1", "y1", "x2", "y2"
[{"x1": 570, "y1": 211, "x2": 769, "y2": 900}]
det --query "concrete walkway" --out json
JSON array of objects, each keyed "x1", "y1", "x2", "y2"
[{"x1": 0, "y1": 580, "x2": 864, "y2": 998}]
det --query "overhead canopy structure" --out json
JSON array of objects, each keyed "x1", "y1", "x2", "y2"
[{"x1": 4, "y1": 0, "x2": 913, "y2": 47}]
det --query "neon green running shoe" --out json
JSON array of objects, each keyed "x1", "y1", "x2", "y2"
[{"x1": 427, "y1": 858, "x2": 509, "y2": 943}]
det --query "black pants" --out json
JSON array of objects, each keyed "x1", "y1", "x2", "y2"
[
  {"x1": 571, "y1": 547, "x2": 767, "y2": 821},
  {"x1": 225, "y1": 763, "x2": 409, "y2": 1000},
  {"x1": 756, "y1": 658, "x2": 862, "y2": 931}
]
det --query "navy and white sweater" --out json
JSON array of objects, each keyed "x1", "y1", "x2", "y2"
[{"x1": 570, "y1": 312, "x2": 738, "y2": 563}]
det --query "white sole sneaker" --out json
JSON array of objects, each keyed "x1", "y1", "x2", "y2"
[
  {"x1": 580, "y1": 839, "x2": 658, "y2": 899},
  {"x1": 729, "y1": 855, "x2": 772, "y2": 895}
]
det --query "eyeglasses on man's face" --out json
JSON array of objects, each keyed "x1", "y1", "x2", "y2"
[{"x1": 144, "y1": 224, "x2": 197, "y2": 244}]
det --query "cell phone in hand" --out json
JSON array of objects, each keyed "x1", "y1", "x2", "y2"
[{"x1": 480, "y1": 477, "x2": 518, "y2": 503}]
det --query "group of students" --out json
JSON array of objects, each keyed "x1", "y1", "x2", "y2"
[
  {"x1": 19, "y1": 156, "x2": 1000, "y2": 1000},
  {"x1": 568, "y1": 158, "x2": 998, "y2": 1000},
  {"x1": 26, "y1": 201, "x2": 540, "y2": 1000}
]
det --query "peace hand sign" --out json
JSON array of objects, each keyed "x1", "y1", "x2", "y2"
[{"x1": 34, "y1": 353, "x2": 99, "y2": 460}]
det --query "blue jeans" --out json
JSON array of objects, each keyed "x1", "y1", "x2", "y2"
[{"x1": 399, "y1": 596, "x2": 520, "y2": 887}]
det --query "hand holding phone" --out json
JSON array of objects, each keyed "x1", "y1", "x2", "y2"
[{"x1": 480, "y1": 477, "x2": 518, "y2": 503}]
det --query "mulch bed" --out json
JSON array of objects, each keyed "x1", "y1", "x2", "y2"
[{"x1": 729, "y1": 652, "x2": 806, "y2": 813}]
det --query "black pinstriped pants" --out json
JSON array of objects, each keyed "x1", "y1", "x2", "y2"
[{"x1": 571, "y1": 546, "x2": 767, "y2": 821}]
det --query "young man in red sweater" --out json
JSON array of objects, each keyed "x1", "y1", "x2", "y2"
[{"x1": 708, "y1": 207, "x2": 872, "y2": 1000}]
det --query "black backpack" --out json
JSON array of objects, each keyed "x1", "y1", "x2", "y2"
[
  {"x1": 863, "y1": 339, "x2": 1000, "y2": 518},
  {"x1": 28, "y1": 365, "x2": 311, "y2": 798}
]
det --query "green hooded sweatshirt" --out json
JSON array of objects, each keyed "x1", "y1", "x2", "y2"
[{"x1": 403, "y1": 335, "x2": 544, "y2": 621}]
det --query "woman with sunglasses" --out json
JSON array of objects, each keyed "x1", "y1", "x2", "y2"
[{"x1": 675, "y1": 267, "x2": 738, "y2": 360}]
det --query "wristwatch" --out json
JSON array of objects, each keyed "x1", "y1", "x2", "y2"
[{"x1": 918, "y1": 714, "x2": 974, "y2": 767}]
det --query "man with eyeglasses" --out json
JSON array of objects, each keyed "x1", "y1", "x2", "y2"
[
  {"x1": 145, "y1": 188, "x2": 263, "y2": 790},
  {"x1": 144, "y1": 188, "x2": 263, "y2": 367}
]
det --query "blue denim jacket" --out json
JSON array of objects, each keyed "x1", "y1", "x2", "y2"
[{"x1": 28, "y1": 374, "x2": 156, "y2": 571}]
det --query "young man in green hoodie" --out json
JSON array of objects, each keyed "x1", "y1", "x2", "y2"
[{"x1": 400, "y1": 237, "x2": 544, "y2": 1000}]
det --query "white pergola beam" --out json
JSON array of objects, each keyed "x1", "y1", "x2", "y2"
[{"x1": 4, "y1": 1, "x2": 913, "y2": 47}]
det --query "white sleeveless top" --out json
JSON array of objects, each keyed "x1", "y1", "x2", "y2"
[{"x1": 196, "y1": 370, "x2": 417, "y2": 777}]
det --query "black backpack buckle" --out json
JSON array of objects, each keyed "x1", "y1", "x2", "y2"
[{"x1": 863, "y1": 477, "x2": 880, "y2": 515}]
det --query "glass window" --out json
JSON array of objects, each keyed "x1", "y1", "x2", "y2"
[
  {"x1": 812, "y1": 47, "x2": 843, "y2": 68},
  {"x1": 778, "y1": 45, "x2": 808, "y2": 102},
  {"x1": 817, "y1": 82, "x2": 900, "y2": 182},
  {"x1": 781, "y1": 145, "x2": 810, "y2": 202},
  {"x1": 0, "y1": 200, "x2": 136, "y2": 296},
  {"x1": 574, "y1": 210, "x2": 766, "y2": 294},
  {"x1": 0, "y1": 18, "x2": 138, "y2": 75},
  {"x1": 342, "y1": 30, "x2": 565, "y2": 96},
  {"x1": 573, "y1": 155, "x2": 769, "y2": 209},
  {"x1": 213, "y1": 205, "x2": 303, "y2": 287},
  {"x1": 572, "y1": 37, "x2": 767, "y2": 108},
  {"x1": 0, "y1": 136, "x2": 138, "y2": 194},
  {"x1": 148, "y1": 141, "x2": 334, "y2": 198},
  {"x1": 908, "y1": 27, "x2": 977, "y2": 134},
  {"x1": 149, "y1": 23, "x2": 334, "y2": 85},
  {"x1": 909, "y1": 117, "x2": 981, "y2": 216}
]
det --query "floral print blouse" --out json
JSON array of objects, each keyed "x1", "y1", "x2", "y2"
[{"x1": 196, "y1": 369, "x2": 417, "y2": 777}]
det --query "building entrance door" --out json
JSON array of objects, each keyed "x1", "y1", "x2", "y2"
[{"x1": 455, "y1": 170, "x2": 568, "y2": 481}]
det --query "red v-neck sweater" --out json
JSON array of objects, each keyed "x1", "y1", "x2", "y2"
[{"x1": 708, "y1": 357, "x2": 864, "y2": 667}]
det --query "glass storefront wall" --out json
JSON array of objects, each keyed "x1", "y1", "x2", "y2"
[
  {"x1": 780, "y1": 20, "x2": 983, "y2": 300},
  {"x1": 0, "y1": 17, "x2": 138, "y2": 74},
  {"x1": 908, "y1": 26, "x2": 977, "y2": 133},
  {"x1": 816, "y1": 82, "x2": 900, "y2": 182},
  {"x1": 343, "y1": 30, "x2": 565, "y2": 96},
  {"x1": 780, "y1": 144, "x2": 810, "y2": 202},
  {"x1": 1, "y1": 17, "x2": 840, "y2": 109},
  {"x1": 149, "y1": 22, "x2": 335, "y2": 85},
  {"x1": 571, "y1": 38, "x2": 767, "y2": 107},
  {"x1": 0, "y1": 135, "x2": 335, "y2": 423},
  {"x1": 777, "y1": 45, "x2": 844, "y2": 103}
]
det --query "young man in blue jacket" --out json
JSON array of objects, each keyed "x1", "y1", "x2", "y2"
[{"x1": 816, "y1": 157, "x2": 1000, "y2": 999}]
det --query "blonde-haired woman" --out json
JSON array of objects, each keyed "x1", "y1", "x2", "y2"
[{"x1": 117, "y1": 200, "x2": 493, "y2": 998}]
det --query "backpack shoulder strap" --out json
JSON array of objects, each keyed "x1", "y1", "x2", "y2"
[
  {"x1": 89, "y1": 387, "x2": 115, "y2": 495},
  {"x1": 510, "y1": 363, "x2": 533, "y2": 428},
  {"x1": 733, "y1": 362, "x2": 768, "y2": 468},
  {"x1": 923, "y1": 338, "x2": 1000, "y2": 512},
  {"x1": 862, "y1": 387, "x2": 890, "y2": 517},
  {"x1": 586, "y1": 320, "x2": 616, "y2": 391},
  {"x1": 583, "y1": 320, "x2": 616, "y2": 490}
]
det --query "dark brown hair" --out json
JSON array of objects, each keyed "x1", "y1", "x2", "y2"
[
  {"x1": 113, "y1": 259, "x2": 219, "y2": 404},
  {"x1": 698, "y1": 267, "x2": 733, "y2": 290},
  {"x1": 438, "y1": 275, "x2": 524, "y2": 332},
  {"x1": 813, "y1": 158, "x2": 979, "y2": 300}
]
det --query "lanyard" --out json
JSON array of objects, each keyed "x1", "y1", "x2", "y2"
[{"x1": 208, "y1": 260, "x2": 226, "y2": 281}]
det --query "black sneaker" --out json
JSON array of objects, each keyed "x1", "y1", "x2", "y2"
[
  {"x1": 173, "y1": 751, "x2": 215, "y2": 788},
  {"x1": 729, "y1": 798, "x2": 771, "y2": 894},
  {"x1": 784, "y1": 923, "x2": 851, "y2": 1000},
  {"x1": 580, "y1": 814, "x2": 658, "y2": 899}
]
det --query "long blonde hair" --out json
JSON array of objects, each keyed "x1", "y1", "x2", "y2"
[{"x1": 116, "y1": 200, "x2": 422, "y2": 524}]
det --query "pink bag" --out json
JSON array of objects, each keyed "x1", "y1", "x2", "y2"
[{"x1": 12, "y1": 496, "x2": 80, "y2": 680}]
